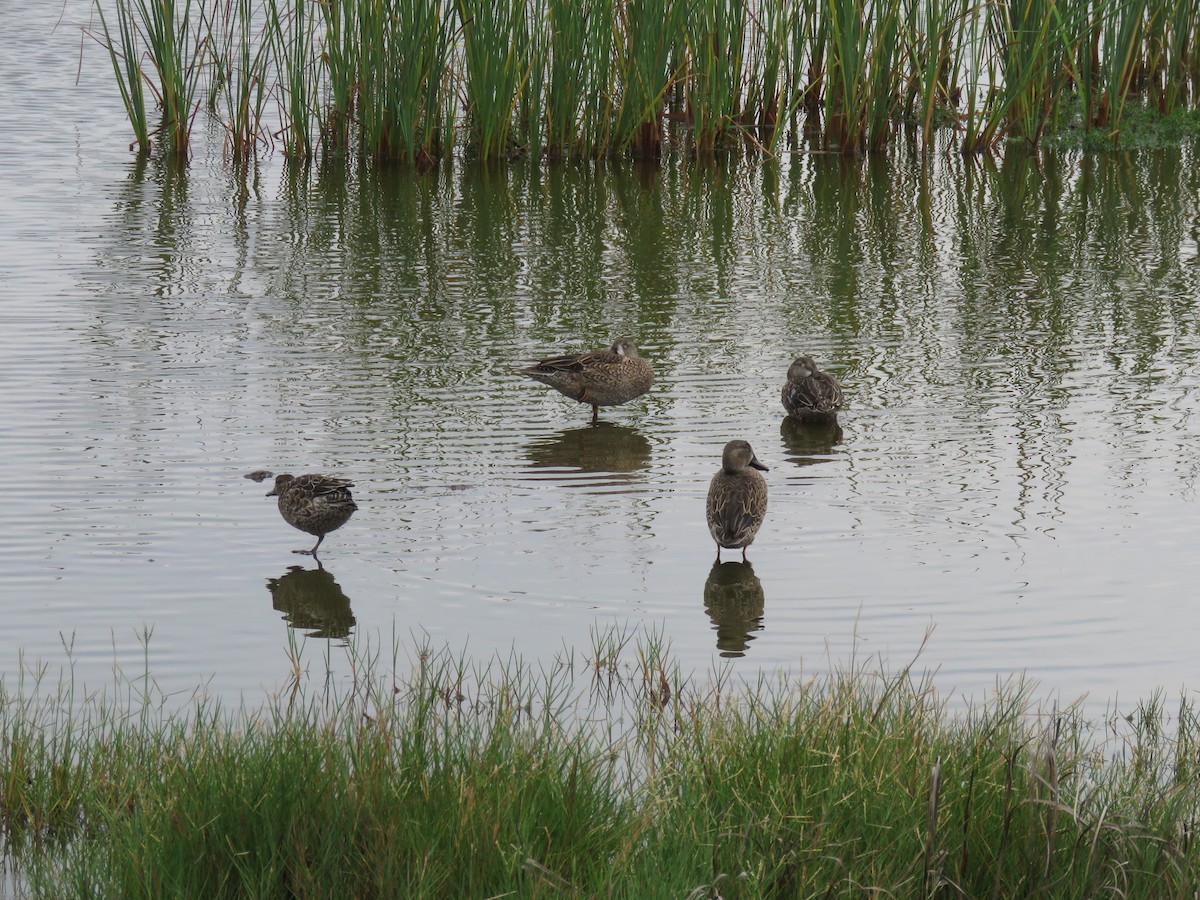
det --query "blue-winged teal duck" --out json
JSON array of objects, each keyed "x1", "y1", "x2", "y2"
[
  {"x1": 706, "y1": 440, "x2": 769, "y2": 561},
  {"x1": 265, "y1": 473, "x2": 358, "y2": 556},
  {"x1": 782, "y1": 355, "x2": 844, "y2": 424},
  {"x1": 517, "y1": 338, "x2": 654, "y2": 423}
]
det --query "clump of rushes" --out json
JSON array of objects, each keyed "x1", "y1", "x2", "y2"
[
  {"x1": 614, "y1": 0, "x2": 686, "y2": 158},
  {"x1": 823, "y1": 0, "x2": 903, "y2": 152},
  {"x1": 901, "y1": 0, "x2": 969, "y2": 149},
  {"x1": 204, "y1": 0, "x2": 271, "y2": 160},
  {"x1": 357, "y1": 0, "x2": 455, "y2": 165},
  {"x1": 265, "y1": 0, "x2": 323, "y2": 161},
  {"x1": 94, "y1": 0, "x2": 208, "y2": 157},
  {"x1": 455, "y1": 0, "x2": 531, "y2": 160},
  {"x1": 92, "y1": 0, "x2": 151, "y2": 153},
  {"x1": 316, "y1": 0, "x2": 359, "y2": 152},
  {"x1": 545, "y1": 0, "x2": 614, "y2": 158},
  {"x1": 743, "y1": 0, "x2": 793, "y2": 151},
  {"x1": 685, "y1": 0, "x2": 749, "y2": 154},
  {"x1": 7, "y1": 629, "x2": 1200, "y2": 895}
]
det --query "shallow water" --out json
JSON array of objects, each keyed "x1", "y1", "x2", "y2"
[{"x1": 3, "y1": 4, "x2": 1200, "y2": 711}]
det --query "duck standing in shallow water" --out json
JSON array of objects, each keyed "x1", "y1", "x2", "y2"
[
  {"x1": 782, "y1": 355, "x2": 844, "y2": 424},
  {"x1": 517, "y1": 338, "x2": 654, "y2": 423},
  {"x1": 706, "y1": 440, "x2": 769, "y2": 561},
  {"x1": 264, "y1": 473, "x2": 358, "y2": 556}
]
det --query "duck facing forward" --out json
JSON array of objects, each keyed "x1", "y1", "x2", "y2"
[
  {"x1": 517, "y1": 338, "x2": 654, "y2": 423},
  {"x1": 266, "y1": 473, "x2": 358, "y2": 556},
  {"x1": 706, "y1": 440, "x2": 769, "y2": 561},
  {"x1": 782, "y1": 355, "x2": 844, "y2": 424}
]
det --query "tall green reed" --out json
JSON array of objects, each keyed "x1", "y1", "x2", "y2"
[
  {"x1": 92, "y1": 0, "x2": 151, "y2": 153},
  {"x1": 96, "y1": 0, "x2": 208, "y2": 157},
  {"x1": 743, "y1": 0, "x2": 794, "y2": 150},
  {"x1": 317, "y1": 0, "x2": 359, "y2": 151},
  {"x1": 357, "y1": 0, "x2": 455, "y2": 165},
  {"x1": 1094, "y1": 0, "x2": 1150, "y2": 141},
  {"x1": 614, "y1": 0, "x2": 686, "y2": 158},
  {"x1": 204, "y1": 0, "x2": 271, "y2": 160},
  {"x1": 902, "y1": 0, "x2": 969, "y2": 148},
  {"x1": 685, "y1": 0, "x2": 750, "y2": 153},
  {"x1": 545, "y1": 0, "x2": 614, "y2": 157},
  {"x1": 455, "y1": 0, "x2": 531, "y2": 160},
  {"x1": 265, "y1": 0, "x2": 322, "y2": 161},
  {"x1": 520, "y1": 0, "x2": 548, "y2": 159},
  {"x1": 823, "y1": 0, "x2": 903, "y2": 152}
]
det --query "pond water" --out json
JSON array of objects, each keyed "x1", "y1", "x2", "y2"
[{"x1": 3, "y1": 4, "x2": 1200, "y2": 712}]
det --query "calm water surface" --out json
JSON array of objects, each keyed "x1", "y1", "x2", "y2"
[{"x1": 3, "y1": 4, "x2": 1200, "y2": 711}]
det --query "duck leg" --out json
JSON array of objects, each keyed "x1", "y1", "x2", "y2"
[{"x1": 295, "y1": 534, "x2": 325, "y2": 556}]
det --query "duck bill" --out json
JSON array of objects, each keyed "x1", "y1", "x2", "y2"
[
  {"x1": 266, "y1": 489, "x2": 278, "y2": 497},
  {"x1": 750, "y1": 459, "x2": 769, "y2": 472}
]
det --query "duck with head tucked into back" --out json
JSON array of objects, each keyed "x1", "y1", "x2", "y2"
[
  {"x1": 706, "y1": 440, "x2": 769, "y2": 561},
  {"x1": 782, "y1": 355, "x2": 844, "y2": 424},
  {"x1": 517, "y1": 338, "x2": 654, "y2": 423},
  {"x1": 262, "y1": 472, "x2": 358, "y2": 556}
]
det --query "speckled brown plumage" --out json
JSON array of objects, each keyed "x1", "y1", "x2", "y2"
[
  {"x1": 517, "y1": 338, "x2": 654, "y2": 423},
  {"x1": 706, "y1": 440, "x2": 769, "y2": 561},
  {"x1": 266, "y1": 473, "x2": 358, "y2": 555},
  {"x1": 782, "y1": 355, "x2": 844, "y2": 424}
]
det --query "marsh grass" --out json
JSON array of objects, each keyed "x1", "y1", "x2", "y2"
[
  {"x1": 93, "y1": 0, "x2": 151, "y2": 153},
  {"x1": 94, "y1": 0, "x2": 208, "y2": 156},
  {"x1": 5, "y1": 628, "x2": 1200, "y2": 896},
  {"x1": 356, "y1": 0, "x2": 456, "y2": 165},
  {"x1": 545, "y1": 0, "x2": 615, "y2": 157},
  {"x1": 91, "y1": 0, "x2": 1200, "y2": 163},
  {"x1": 456, "y1": 0, "x2": 531, "y2": 159},
  {"x1": 204, "y1": 0, "x2": 271, "y2": 159}
]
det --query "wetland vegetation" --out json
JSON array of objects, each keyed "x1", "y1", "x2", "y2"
[
  {"x1": 4, "y1": 631, "x2": 1200, "y2": 895},
  {"x1": 89, "y1": 0, "x2": 1200, "y2": 162}
]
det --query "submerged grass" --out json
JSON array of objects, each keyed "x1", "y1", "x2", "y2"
[{"x1": 4, "y1": 628, "x2": 1200, "y2": 895}]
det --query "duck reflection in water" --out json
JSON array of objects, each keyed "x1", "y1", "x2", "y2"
[
  {"x1": 780, "y1": 415, "x2": 843, "y2": 465},
  {"x1": 524, "y1": 422, "x2": 652, "y2": 476},
  {"x1": 703, "y1": 560, "x2": 765, "y2": 658},
  {"x1": 267, "y1": 564, "x2": 356, "y2": 641}
]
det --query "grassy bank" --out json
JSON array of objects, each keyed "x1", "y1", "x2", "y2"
[
  {"x1": 86, "y1": 0, "x2": 1200, "y2": 162},
  {"x1": 3, "y1": 630, "x2": 1200, "y2": 896}
]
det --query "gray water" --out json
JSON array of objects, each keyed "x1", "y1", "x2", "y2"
[{"x1": 3, "y1": 3, "x2": 1200, "y2": 711}]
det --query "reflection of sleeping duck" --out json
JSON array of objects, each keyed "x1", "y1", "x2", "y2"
[
  {"x1": 780, "y1": 416, "x2": 843, "y2": 462},
  {"x1": 524, "y1": 422, "x2": 652, "y2": 474},
  {"x1": 702, "y1": 560, "x2": 765, "y2": 658},
  {"x1": 267, "y1": 565, "x2": 356, "y2": 640}
]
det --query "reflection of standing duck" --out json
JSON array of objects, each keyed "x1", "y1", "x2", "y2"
[
  {"x1": 703, "y1": 560, "x2": 765, "y2": 658},
  {"x1": 517, "y1": 338, "x2": 654, "y2": 424},
  {"x1": 706, "y1": 440, "x2": 769, "y2": 561},
  {"x1": 524, "y1": 422, "x2": 652, "y2": 474},
  {"x1": 782, "y1": 356, "x2": 844, "y2": 425},
  {"x1": 267, "y1": 565, "x2": 356, "y2": 640}
]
